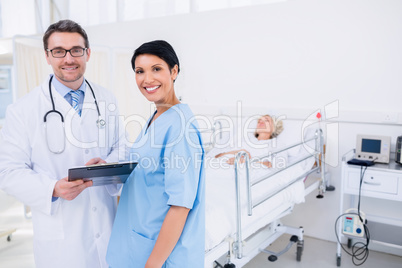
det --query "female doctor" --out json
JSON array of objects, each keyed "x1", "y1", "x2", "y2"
[
  {"x1": 0, "y1": 20, "x2": 125, "y2": 268},
  {"x1": 107, "y1": 40, "x2": 205, "y2": 268}
]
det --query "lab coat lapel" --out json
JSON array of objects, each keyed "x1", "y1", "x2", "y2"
[
  {"x1": 80, "y1": 82, "x2": 108, "y2": 151},
  {"x1": 81, "y1": 82, "x2": 97, "y2": 120},
  {"x1": 41, "y1": 78, "x2": 79, "y2": 118},
  {"x1": 44, "y1": 78, "x2": 85, "y2": 151}
]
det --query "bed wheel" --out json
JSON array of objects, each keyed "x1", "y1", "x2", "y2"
[
  {"x1": 268, "y1": 255, "x2": 278, "y2": 262},
  {"x1": 326, "y1": 185, "x2": 336, "y2": 191},
  {"x1": 7, "y1": 234, "x2": 12, "y2": 242},
  {"x1": 223, "y1": 263, "x2": 236, "y2": 268},
  {"x1": 337, "y1": 256, "x2": 341, "y2": 266},
  {"x1": 290, "y1": 235, "x2": 298, "y2": 243},
  {"x1": 296, "y1": 246, "x2": 302, "y2": 261},
  {"x1": 347, "y1": 238, "x2": 352, "y2": 248},
  {"x1": 296, "y1": 240, "x2": 304, "y2": 262}
]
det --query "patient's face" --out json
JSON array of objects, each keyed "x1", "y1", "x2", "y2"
[{"x1": 256, "y1": 116, "x2": 273, "y2": 136}]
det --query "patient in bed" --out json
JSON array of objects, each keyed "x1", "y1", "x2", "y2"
[{"x1": 214, "y1": 115, "x2": 286, "y2": 168}]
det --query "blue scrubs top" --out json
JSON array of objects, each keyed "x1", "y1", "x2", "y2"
[{"x1": 107, "y1": 104, "x2": 205, "y2": 268}]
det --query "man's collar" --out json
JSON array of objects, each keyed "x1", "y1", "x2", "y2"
[{"x1": 51, "y1": 74, "x2": 87, "y2": 97}]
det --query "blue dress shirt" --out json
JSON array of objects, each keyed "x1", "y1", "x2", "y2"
[{"x1": 51, "y1": 74, "x2": 87, "y2": 114}]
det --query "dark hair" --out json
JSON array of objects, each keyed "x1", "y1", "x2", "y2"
[
  {"x1": 43, "y1": 20, "x2": 90, "y2": 50},
  {"x1": 131, "y1": 40, "x2": 180, "y2": 75}
]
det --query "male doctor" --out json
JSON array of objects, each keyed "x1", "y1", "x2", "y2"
[{"x1": 0, "y1": 20, "x2": 125, "y2": 267}]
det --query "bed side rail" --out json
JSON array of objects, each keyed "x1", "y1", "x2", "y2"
[
  {"x1": 251, "y1": 137, "x2": 317, "y2": 186},
  {"x1": 199, "y1": 120, "x2": 222, "y2": 148},
  {"x1": 233, "y1": 151, "x2": 250, "y2": 259},
  {"x1": 249, "y1": 136, "x2": 317, "y2": 164},
  {"x1": 252, "y1": 166, "x2": 319, "y2": 210},
  {"x1": 232, "y1": 128, "x2": 326, "y2": 259}
]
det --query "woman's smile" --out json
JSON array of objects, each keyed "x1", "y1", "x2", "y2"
[{"x1": 145, "y1": 85, "x2": 161, "y2": 92}]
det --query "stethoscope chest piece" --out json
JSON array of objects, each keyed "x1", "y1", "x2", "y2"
[{"x1": 97, "y1": 118, "x2": 106, "y2": 128}]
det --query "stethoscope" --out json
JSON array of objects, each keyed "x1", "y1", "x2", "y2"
[{"x1": 44, "y1": 76, "x2": 106, "y2": 154}]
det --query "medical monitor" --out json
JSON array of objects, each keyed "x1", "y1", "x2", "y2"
[{"x1": 355, "y1": 134, "x2": 391, "y2": 164}]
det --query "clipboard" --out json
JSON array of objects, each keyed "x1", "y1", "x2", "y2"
[{"x1": 68, "y1": 161, "x2": 138, "y2": 186}]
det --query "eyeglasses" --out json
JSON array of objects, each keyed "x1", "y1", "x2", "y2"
[{"x1": 46, "y1": 47, "x2": 87, "y2": 58}]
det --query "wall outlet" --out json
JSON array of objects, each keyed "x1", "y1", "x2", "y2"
[{"x1": 382, "y1": 113, "x2": 397, "y2": 123}]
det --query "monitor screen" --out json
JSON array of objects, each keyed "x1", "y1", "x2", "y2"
[{"x1": 361, "y1": 139, "x2": 381, "y2": 154}]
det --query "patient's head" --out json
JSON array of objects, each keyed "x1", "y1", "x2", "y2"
[{"x1": 254, "y1": 115, "x2": 283, "y2": 140}]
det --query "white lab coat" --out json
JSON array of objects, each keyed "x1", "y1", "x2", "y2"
[{"x1": 0, "y1": 77, "x2": 126, "y2": 268}]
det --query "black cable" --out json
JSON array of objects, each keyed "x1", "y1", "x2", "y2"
[
  {"x1": 214, "y1": 261, "x2": 224, "y2": 268},
  {"x1": 357, "y1": 165, "x2": 367, "y2": 223},
  {"x1": 334, "y1": 213, "x2": 370, "y2": 266}
]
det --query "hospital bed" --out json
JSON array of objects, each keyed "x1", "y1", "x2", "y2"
[
  {"x1": 201, "y1": 116, "x2": 327, "y2": 267},
  {"x1": 0, "y1": 190, "x2": 18, "y2": 243}
]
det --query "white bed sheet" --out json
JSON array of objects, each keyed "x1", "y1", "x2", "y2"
[{"x1": 204, "y1": 153, "x2": 315, "y2": 251}]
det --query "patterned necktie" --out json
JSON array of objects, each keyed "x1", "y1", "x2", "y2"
[{"x1": 70, "y1": 90, "x2": 81, "y2": 116}]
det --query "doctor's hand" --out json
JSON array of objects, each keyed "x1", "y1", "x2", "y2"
[
  {"x1": 53, "y1": 158, "x2": 106, "y2": 200},
  {"x1": 85, "y1": 157, "x2": 106, "y2": 166},
  {"x1": 53, "y1": 177, "x2": 93, "y2": 201}
]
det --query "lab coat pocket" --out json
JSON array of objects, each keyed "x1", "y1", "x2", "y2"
[
  {"x1": 129, "y1": 230, "x2": 156, "y2": 267},
  {"x1": 32, "y1": 210, "x2": 64, "y2": 240}
]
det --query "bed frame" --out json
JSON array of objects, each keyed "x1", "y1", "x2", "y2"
[{"x1": 204, "y1": 127, "x2": 327, "y2": 268}]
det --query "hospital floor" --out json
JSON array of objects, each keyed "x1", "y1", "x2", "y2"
[{"x1": 1, "y1": 202, "x2": 401, "y2": 268}]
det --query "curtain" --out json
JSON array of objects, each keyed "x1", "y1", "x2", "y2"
[
  {"x1": 85, "y1": 47, "x2": 109, "y2": 88},
  {"x1": 14, "y1": 37, "x2": 51, "y2": 98}
]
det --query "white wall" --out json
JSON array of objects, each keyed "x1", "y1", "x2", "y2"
[
  {"x1": 87, "y1": 0, "x2": 402, "y2": 114},
  {"x1": 85, "y1": 0, "x2": 402, "y2": 255}
]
